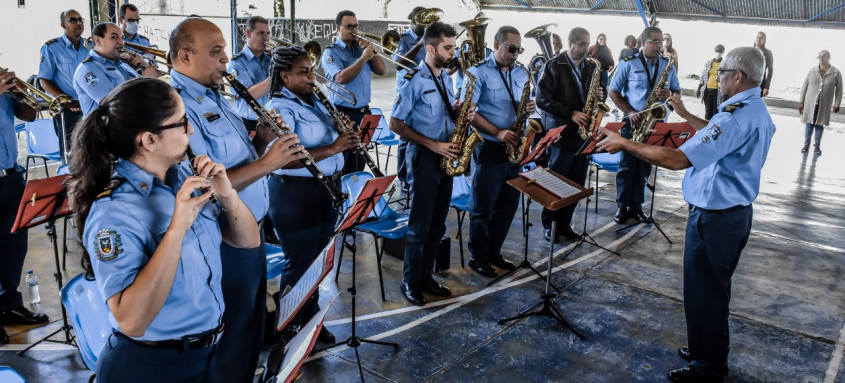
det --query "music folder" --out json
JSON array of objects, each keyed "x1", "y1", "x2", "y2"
[
  {"x1": 519, "y1": 126, "x2": 565, "y2": 166},
  {"x1": 581, "y1": 122, "x2": 624, "y2": 154},
  {"x1": 358, "y1": 114, "x2": 381, "y2": 145},
  {"x1": 335, "y1": 175, "x2": 396, "y2": 233},
  {"x1": 13, "y1": 175, "x2": 72, "y2": 233},
  {"x1": 276, "y1": 240, "x2": 336, "y2": 331},
  {"x1": 508, "y1": 167, "x2": 593, "y2": 211},
  {"x1": 643, "y1": 122, "x2": 697, "y2": 149},
  {"x1": 275, "y1": 293, "x2": 339, "y2": 383}
]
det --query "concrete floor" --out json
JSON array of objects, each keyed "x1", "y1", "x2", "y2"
[{"x1": 1, "y1": 76, "x2": 844, "y2": 383}]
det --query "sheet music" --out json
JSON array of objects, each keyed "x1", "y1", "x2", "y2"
[
  {"x1": 278, "y1": 293, "x2": 339, "y2": 383},
  {"x1": 276, "y1": 241, "x2": 334, "y2": 331},
  {"x1": 520, "y1": 167, "x2": 581, "y2": 199}
]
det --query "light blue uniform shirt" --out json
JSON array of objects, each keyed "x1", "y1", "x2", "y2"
[
  {"x1": 609, "y1": 51, "x2": 681, "y2": 112},
  {"x1": 679, "y1": 87, "x2": 776, "y2": 210},
  {"x1": 170, "y1": 70, "x2": 269, "y2": 220},
  {"x1": 394, "y1": 29, "x2": 426, "y2": 86},
  {"x1": 228, "y1": 47, "x2": 272, "y2": 121},
  {"x1": 38, "y1": 34, "x2": 91, "y2": 98},
  {"x1": 84, "y1": 160, "x2": 224, "y2": 341},
  {"x1": 265, "y1": 87, "x2": 343, "y2": 177},
  {"x1": 321, "y1": 39, "x2": 372, "y2": 108},
  {"x1": 462, "y1": 56, "x2": 529, "y2": 142},
  {"x1": 0, "y1": 94, "x2": 17, "y2": 169},
  {"x1": 392, "y1": 62, "x2": 455, "y2": 142},
  {"x1": 73, "y1": 50, "x2": 139, "y2": 115}
]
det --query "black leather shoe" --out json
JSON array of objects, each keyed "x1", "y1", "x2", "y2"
[
  {"x1": 421, "y1": 278, "x2": 451, "y2": 297},
  {"x1": 544, "y1": 229, "x2": 558, "y2": 243},
  {"x1": 317, "y1": 326, "x2": 336, "y2": 343},
  {"x1": 490, "y1": 256, "x2": 516, "y2": 270},
  {"x1": 0, "y1": 325, "x2": 8, "y2": 345},
  {"x1": 613, "y1": 207, "x2": 628, "y2": 223},
  {"x1": 1, "y1": 307, "x2": 49, "y2": 325},
  {"x1": 401, "y1": 282, "x2": 426, "y2": 305},
  {"x1": 467, "y1": 259, "x2": 497, "y2": 278},
  {"x1": 678, "y1": 346, "x2": 691, "y2": 362},
  {"x1": 631, "y1": 209, "x2": 648, "y2": 223},
  {"x1": 801, "y1": 145, "x2": 809, "y2": 153},
  {"x1": 668, "y1": 365, "x2": 728, "y2": 383},
  {"x1": 558, "y1": 225, "x2": 580, "y2": 240}
]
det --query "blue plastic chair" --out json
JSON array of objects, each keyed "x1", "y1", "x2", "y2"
[
  {"x1": 370, "y1": 108, "x2": 401, "y2": 174},
  {"x1": 0, "y1": 366, "x2": 27, "y2": 383},
  {"x1": 61, "y1": 274, "x2": 111, "y2": 380},
  {"x1": 265, "y1": 243, "x2": 286, "y2": 280},
  {"x1": 589, "y1": 152, "x2": 622, "y2": 213},
  {"x1": 25, "y1": 118, "x2": 61, "y2": 180},
  {"x1": 334, "y1": 171, "x2": 409, "y2": 300},
  {"x1": 449, "y1": 175, "x2": 471, "y2": 267}
]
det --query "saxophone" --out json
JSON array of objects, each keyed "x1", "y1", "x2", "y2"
[
  {"x1": 441, "y1": 70, "x2": 482, "y2": 176},
  {"x1": 507, "y1": 63, "x2": 543, "y2": 164},
  {"x1": 631, "y1": 55, "x2": 671, "y2": 142},
  {"x1": 579, "y1": 58, "x2": 611, "y2": 141}
]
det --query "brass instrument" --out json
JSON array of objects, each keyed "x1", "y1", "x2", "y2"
[
  {"x1": 354, "y1": 31, "x2": 415, "y2": 71},
  {"x1": 579, "y1": 58, "x2": 610, "y2": 141},
  {"x1": 268, "y1": 37, "x2": 357, "y2": 105},
  {"x1": 631, "y1": 55, "x2": 672, "y2": 142},
  {"x1": 457, "y1": 17, "x2": 490, "y2": 69},
  {"x1": 413, "y1": 8, "x2": 443, "y2": 25},
  {"x1": 524, "y1": 23, "x2": 556, "y2": 81},
  {"x1": 312, "y1": 85, "x2": 384, "y2": 177},
  {"x1": 220, "y1": 71, "x2": 348, "y2": 204},
  {"x1": 441, "y1": 68, "x2": 482, "y2": 176},
  {"x1": 507, "y1": 64, "x2": 543, "y2": 164},
  {"x1": 122, "y1": 43, "x2": 172, "y2": 69},
  {"x1": 0, "y1": 66, "x2": 71, "y2": 119}
]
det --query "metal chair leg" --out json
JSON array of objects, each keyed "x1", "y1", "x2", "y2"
[{"x1": 373, "y1": 235, "x2": 386, "y2": 301}]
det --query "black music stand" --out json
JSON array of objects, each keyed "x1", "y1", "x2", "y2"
[
  {"x1": 616, "y1": 122, "x2": 696, "y2": 244},
  {"x1": 12, "y1": 175, "x2": 75, "y2": 356},
  {"x1": 498, "y1": 169, "x2": 593, "y2": 338},
  {"x1": 312, "y1": 175, "x2": 399, "y2": 382}
]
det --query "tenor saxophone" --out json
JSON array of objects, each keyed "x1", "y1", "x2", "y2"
[
  {"x1": 441, "y1": 70, "x2": 482, "y2": 176},
  {"x1": 631, "y1": 55, "x2": 671, "y2": 143},
  {"x1": 507, "y1": 63, "x2": 542, "y2": 164},
  {"x1": 579, "y1": 58, "x2": 610, "y2": 141}
]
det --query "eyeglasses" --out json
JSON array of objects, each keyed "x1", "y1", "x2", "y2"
[
  {"x1": 125, "y1": 18, "x2": 141, "y2": 23},
  {"x1": 340, "y1": 24, "x2": 359, "y2": 30},
  {"x1": 500, "y1": 42, "x2": 524, "y2": 54},
  {"x1": 66, "y1": 16, "x2": 84, "y2": 24},
  {"x1": 716, "y1": 68, "x2": 744, "y2": 78},
  {"x1": 645, "y1": 39, "x2": 664, "y2": 45},
  {"x1": 150, "y1": 115, "x2": 189, "y2": 134}
]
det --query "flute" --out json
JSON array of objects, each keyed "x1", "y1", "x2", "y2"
[{"x1": 185, "y1": 145, "x2": 218, "y2": 203}]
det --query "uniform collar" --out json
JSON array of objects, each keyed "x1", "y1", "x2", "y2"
[
  {"x1": 280, "y1": 87, "x2": 325, "y2": 111},
  {"x1": 335, "y1": 39, "x2": 358, "y2": 51},
  {"x1": 718, "y1": 87, "x2": 759, "y2": 112},
  {"x1": 61, "y1": 33, "x2": 82, "y2": 50},
  {"x1": 484, "y1": 55, "x2": 515, "y2": 71},
  {"x1": 114, "y1": 159, "x2": 160, "y2": 197},
  {"x1": 171, "y1": 70, "x2": 219, "y2": 104},
  {"x1": 89, "y1": 49, "x2": 119, "y2": 65},
  {"x1": 419, "y1": 60, "x2": 444, "y2": 80},
  {"x1": 240, "y1": 45, "x2": 263, "y2": 61}
]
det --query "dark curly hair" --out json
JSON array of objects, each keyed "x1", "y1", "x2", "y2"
[{"x1": 269, "y1": 45, "x2": 309, "y2": 96}]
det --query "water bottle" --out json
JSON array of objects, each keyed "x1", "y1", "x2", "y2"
[{"x1": 26, "y1": 270, "x2": 40, "y2": 306}]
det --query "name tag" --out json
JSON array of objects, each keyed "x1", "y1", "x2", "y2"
[
  {"x1": 106, "y1": 68, "x2": 116, "y2": 71},
  {"x1": 633, "y1": 70, "x2": 645, "y2": 73},
  {"x1": 204, "y1": 112, "x2": 220, "y2": 122},
  {"x1": 423, "y1": 89, "x2": 436, "y2": 95}
]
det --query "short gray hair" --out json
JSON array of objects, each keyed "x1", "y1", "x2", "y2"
[{"x1": 722, "y1": 47, "x2": 765, "y2": 86}]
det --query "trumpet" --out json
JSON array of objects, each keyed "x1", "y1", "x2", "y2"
[
  {"x1": 123, "y1": 42, "x2": 172, "y2": 68},
  {"x1": 268, "y1": 37, "x2": 357, "y2": 105},
  {"x1": 353, "y1": 31, "x2": 415, "y2": 72},
  {"x1": 0, "y1": 66, "x2": 71, "y2": 119}
]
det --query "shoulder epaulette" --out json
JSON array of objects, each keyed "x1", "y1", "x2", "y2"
[
  {"x1": 231, "y1": 53, "x2": 241, "y2": 60},
  {"x1": 44, "y1": 38, "x2": 59, "y2": 46},
  {"x1": 81, "y1": 57, "x2": 92, "y2": 64},
  {"x1": 622, "y1": 55, "x2": 636, "y2": 62},
  {"x1": 96, "y1": 178, "x2": 126, "y2": 200},
  {"x1": 723, "y1": 103, "x2": 744, "y2": 113},
  {"x1": 404, "y1": 69, "x2": 418, "y2": 80}
]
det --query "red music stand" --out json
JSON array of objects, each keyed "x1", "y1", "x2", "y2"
[
  {"x1": 12, "y1": 175, "x2": 75, "y2": 356},
  {"x1": 314, "y1": 175, "x2": 399, "y2": 381},
  {"x1": 581, "y1": 122, "x2": 625, "y2": 154},
  {"x1": 519, "y1": 126, "x2": 565, "y2": 166},
  {"x1": 357, "y1": 114, "x2": 381, "y2": 146}
]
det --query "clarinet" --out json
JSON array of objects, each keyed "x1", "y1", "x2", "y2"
[
  {"x1": 185, "y1": 145, "x2": 218, "y2": 203},
  {"x1": 311, "y1": 85, "x2": 385, "y2": 178},
  {"x1": 220, "y1": 72, "x2": 348, "y2": 205}
]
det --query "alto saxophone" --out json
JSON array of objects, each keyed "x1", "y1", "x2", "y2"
[
  {"x1": 631, "y1": 55, "x2": 672, "y2": 143},
  {"x1": 441, "y1": 70, "x2": 482, "y2": 176},
  {"x1": 579, "y1": 58, "x2": 610, "y2": 141},
  {"x1": 507, "y1": 63, "x2": 542, "y2": 164}
]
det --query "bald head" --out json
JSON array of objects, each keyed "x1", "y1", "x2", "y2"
[
  {"x1": 169, "y1": 18, "x2": 220, "y2": 63},
  {"x1": 169, "y1": 17, "x2": 229, "y2": 87}
]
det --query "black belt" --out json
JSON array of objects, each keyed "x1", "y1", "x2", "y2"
[
  {"x1": 0, "y1": 167, "x2": 17, "y2": 177},
  {"x1": 690, "y1": 204, "x2": 748, "y2": 214},
  {"x1": 335, "y1": 105, "x2": 370, "y2": 114},
  {"x1": 273, "y1": 173, "x2": 342, "y2": 185},
  {"x1": 123, "y1": 324, "x2": 223, "y2": 351}
]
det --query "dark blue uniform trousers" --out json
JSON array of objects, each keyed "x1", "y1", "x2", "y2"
[
  {"x1": 404, "y1": 144, "x2": 452, "y2": 285},
  {"x1": 211, "y1": 232, "x2": 266, "y2": 383},
  {"x1": 468, "y1": 142, "x2": 520, "y2": 263},
  {"x1": 97, "y1": 331, "x2": 217, "y2": 382},
  {"x1": 0, "y1": 168, "x2": 27, "y2": 311},
  {"x1": 267, "y1": 175, "x2": 339, "y2": 326},
  {"x1": 541, "y1": 145, "x2": 589, "y2": 231},
  {"x1": 617, "y1": 122, "x2": 652, "y2": 210},
  {"x1": 397, "y1": 138, "x2": 408, "y2": 184},
  {"x1": 683, "y1": 204, "x2": 753, "y2": 367}
]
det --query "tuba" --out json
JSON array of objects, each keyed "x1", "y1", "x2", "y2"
[
  {"x1": 413, "y1": 8, "x2": 443, "y2": 25},
  {"x1": 631, "y1": 55, "x2": 672, "y2": 142},
  {"x1": 457, "y1": 17, "x2": 490, "y2": 69},
  {"x1": 524, "y1": 24, "x2": 556, "y2": 81},
  {"x1": 441, "y1": 69, "x2": 482, "y2": 176},
  {"x1": 507, "y1": 63, "x2": 543, "y2": 164},
  {"x1": 579, "y1": 58, "x2": 610, "y2": 141}
]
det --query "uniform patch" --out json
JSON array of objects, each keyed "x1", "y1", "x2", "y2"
[
  {"x1": 95, "y1": 229, "x2": 123, "y2": 262},
  {"x1": 203, "y1": 111, "x2": 220, "y2": 122},
  {"x1": 701, "y1": 124, "x2": 721, "y2": 143},
  {"x1": 326, "y1": 55, "x2": 333, "y2": 64},
  {"x1": 84, "y1": 72, "x2": 98, "y2": 86}
]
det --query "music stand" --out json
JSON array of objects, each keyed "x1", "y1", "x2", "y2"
[
  {"x1": 11, "y1": 175, "x2": 74, "y2": 356},
  {"x1": 357, "y1": 114, "x2": 380, "y2": 146},
  {"x1": 519, "y1": 126, "x2": 565, "y2": 166},
  {"x1": 498, "y1": 168, "x2": 593, "y2": 338},
  {"x1": 312, "y1": 175, "x2": 399, "y2": 382},
  {"x1": 275, "y1": 241, "x2": 336, "y2": 332},
  {"x1": 616, "y1": 122, "x2": 696, "y2": 244}
]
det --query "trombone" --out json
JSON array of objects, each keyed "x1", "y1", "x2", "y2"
[
  {"x1": 353, "y1": 31, "x2": 415, "y2": 72},
  {"x1": 123, "y1": 42, "x2": 172, "y2": 69},
  {"x1": 0, "y1": 66, "x2": 71, "y2": 118},
  {"x1": 268, "y1": 37, "x2": 357, "y2": 105}
]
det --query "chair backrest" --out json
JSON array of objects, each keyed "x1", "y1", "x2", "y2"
[
  {"x1": 61, "y1": 274, "x2": 112, "y2": 371},
  {"x1": 591, "y1": 152, "x2": 622, "y2": 173},
  {"x1": 341, "y1": 171, "x2": 392, "y2": 220},
  {"x1": 26, "y1": 119, "x2": 60, "y2": 156},
  {"x1": 56, "y1": 164, "x2": 70, "y2": 175},
  {"x1": 369, "y1": 107, "x2": 397, "y2": 142},
  {"x1": 451, "y1": 175, "x2": 470, "y2": 200},
  {"x1": 0, "y1": 366, "x2": 27, "y2": 383}
]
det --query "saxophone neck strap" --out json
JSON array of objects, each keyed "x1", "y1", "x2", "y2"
[{"x1": 425, "y1": 62, "x2": 456, "y2": 122}]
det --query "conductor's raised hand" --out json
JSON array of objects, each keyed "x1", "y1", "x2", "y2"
[{"x1": 596, "y1": 128, "x2": 627, "y2": 154}]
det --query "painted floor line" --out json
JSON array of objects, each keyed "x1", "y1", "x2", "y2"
[
  {"x1": 751, "y1": 229, "x2": 845, "y2": 254},
  {"x1": 823, "y1": 319, "x2": 845, "y2": 383},
  {"x1": 0, "y1": 343, "x2": 78, "y2": 352}
]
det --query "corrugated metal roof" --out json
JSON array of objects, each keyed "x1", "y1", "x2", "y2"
[{"x1": 477, "y1": 0, "x2": 845, "y2": 26}]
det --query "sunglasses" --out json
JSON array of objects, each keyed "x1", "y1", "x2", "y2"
[
  {"x1": 66, "y1": 16, "x2": 84, "y2": 24},
  {"x1": 150, "y1": 115, "x2": 189, "y2": 134},
  {"x1": 125, "y1": 18, "x2": 141, "y2": 23},
  {"x1": 500, "y1": 42, "x2": 524, "y2": 54}
]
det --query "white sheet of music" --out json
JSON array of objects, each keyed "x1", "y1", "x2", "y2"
[
  {"x1": 276, "y1": 242, "x2": 332, "y2": 330},
  {"x1": 520, "y1": 167, "x2": 581, "y2": 199},
  {"x1": 277, "y1": 293, "x2": 338, "y2": 382}
]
